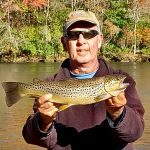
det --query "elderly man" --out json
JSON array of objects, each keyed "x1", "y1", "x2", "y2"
[{"x1": 22, "y1": 10, "x2": 144, "y2": 150}]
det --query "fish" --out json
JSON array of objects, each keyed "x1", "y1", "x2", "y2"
[{"x1": 1, "y1": 74, "x2": 129, "y2": 111}]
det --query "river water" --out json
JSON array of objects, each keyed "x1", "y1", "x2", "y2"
[{"x1": 0, "y1": 62, "x2": 149, "y2": 150}]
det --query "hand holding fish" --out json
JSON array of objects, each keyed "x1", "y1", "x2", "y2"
[
  {"x1": 36, "y1": 94, "x2": 61, "y2": 132},
  {"x1": 105, "y1": 92, "x2": 127, "y2": 121}
]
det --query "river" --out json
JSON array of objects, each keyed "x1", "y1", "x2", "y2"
[{"x1": 0, "y1": 62, "x2": 149, "y2": 150}]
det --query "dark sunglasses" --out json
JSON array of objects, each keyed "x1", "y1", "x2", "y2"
[{"x1": 65, "y1": 30, "x2": 99, "y2": 40}]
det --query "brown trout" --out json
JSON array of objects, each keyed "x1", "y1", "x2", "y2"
[{"x1": 1, "y1": 75, "x2": 129, "y2": 111}]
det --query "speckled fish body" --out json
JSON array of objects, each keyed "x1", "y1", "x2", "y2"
[{"x1": 1, "y1": 75, "x2": 129, "y2": 110}]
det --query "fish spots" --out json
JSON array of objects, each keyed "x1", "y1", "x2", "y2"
[{"x1": 16, "y1": 75, "x2": 127, "y2": 105}]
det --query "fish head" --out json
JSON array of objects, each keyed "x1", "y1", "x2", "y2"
[{"x1": 104, "y1": 75, "x2": 129, "y2": 96}]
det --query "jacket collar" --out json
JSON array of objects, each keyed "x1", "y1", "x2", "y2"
[{"x1": 54, "y1": 58, "x2": 110, "y2": 81}]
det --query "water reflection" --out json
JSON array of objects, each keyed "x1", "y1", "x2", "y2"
[{"x1": 0, "y1": 62, "x2": 149, "y2": 150}]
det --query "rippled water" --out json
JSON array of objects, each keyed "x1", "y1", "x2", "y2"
[{"x1": 0, "y1": 62, "x2": 149, "y2": 150}]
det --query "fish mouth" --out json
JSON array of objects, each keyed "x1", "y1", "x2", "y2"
[
  {"x1": 119, "y1": 82, "x2": 130, "y2": 91},
  {"x1": 122, "y1": 82, "x2": 130, "y2": 88},
  {"x1": 119, "y1": 75, "x2": 129, "y2": 90}
]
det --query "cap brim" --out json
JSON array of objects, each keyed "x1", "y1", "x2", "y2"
[{"x1": 65, "y1": 19, "x2": 97, "y2": 30}]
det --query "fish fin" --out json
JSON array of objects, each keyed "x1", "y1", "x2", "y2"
[
  {"x1": 94, "y1": 94, "x2": 111, "y2": 102},
  {"x1": 33, "y1": 78, "x2": 43, "y2": 83},
  {"x1": 58, "y1": 104, "x2": 73, "y2": 112},
  {"x1": 1, "y1": 82, "x2": 22, "y2": 107},
  {"x1": 108, "y1": 92, "x2": 118, "y2": 97}
]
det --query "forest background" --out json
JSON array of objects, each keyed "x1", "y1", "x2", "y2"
[{"x1": 0, "y1": 0, "x2": 150, "y2": 62}]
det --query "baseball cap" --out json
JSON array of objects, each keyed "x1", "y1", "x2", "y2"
[{"x1": 63, "y1": 10, "x2": 100, "y2": 33}]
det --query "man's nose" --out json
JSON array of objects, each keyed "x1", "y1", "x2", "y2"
[{"x1": 77, "y1": 34, "x2": 86, "y2": 45}]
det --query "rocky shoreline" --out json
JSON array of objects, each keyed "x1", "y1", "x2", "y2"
[
  {"x1": 103, "y1": 53, "x2": 150, "y2": 62},
  {"x1": 0, "y1": 53, "x2": 150, "y2": 63}
]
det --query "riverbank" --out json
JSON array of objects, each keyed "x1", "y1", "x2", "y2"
[
  {"x1": 0, "y1": 53, "x2": 150, "y2": 63},
  {"x1": 103, "y1": 53, "x2": 150, "y2": 62}
]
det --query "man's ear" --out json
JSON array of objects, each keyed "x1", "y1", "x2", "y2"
[
  {"x1": 98, "y1": 34, "x2": 103, "y2": 49},
  {"x1": 61, "y1": 36, "x2": 68, "y2": 52}
]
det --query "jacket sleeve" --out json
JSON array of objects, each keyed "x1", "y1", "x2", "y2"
[
  {"x1": 22, "y1": 112, "x2": 58, "y2": 148},
  {"x1": 108, "y1": 70, "x2": 145, "y2": 143},
  {"x1": 22, "y1": 74, "x2": 59, "y2": 148}
]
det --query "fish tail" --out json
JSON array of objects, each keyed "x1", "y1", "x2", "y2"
[{"x1": 1, "y1": 82, "x2": 22, "y2": 107}]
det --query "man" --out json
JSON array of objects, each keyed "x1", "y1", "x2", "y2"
[{"x1": 22, "y1": 10, "x2": 144, "y2": 150}]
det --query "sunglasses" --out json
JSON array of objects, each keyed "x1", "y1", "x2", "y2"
[{"x1": 65, "y1": 29, "x2": 99, "y2": 40}]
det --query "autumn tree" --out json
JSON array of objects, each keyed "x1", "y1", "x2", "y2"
[{"x1": 0, "y1": 0, "x2": 150, "y2": 62}]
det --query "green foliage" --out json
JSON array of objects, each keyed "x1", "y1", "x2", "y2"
[
  {"x1": 16, "y1": 3, "x2": 70, "y2": 57},
  {"x1": 47, "y1": 6, "x2": 71, "y2": 56},
  {"x1": 106, "y1": 0, "x2": 130, "y2": 28},
  {"x1": 19, "y1": 25, "x2": 53, "y2": 56},
  {"x1": 102, "y1": 43, "x2": 121, "y2": 55},
  {"x1": 102, "y1": 43, "x2": 131, "y2": 55},
  {"x1": 142, "y1": 49, "x2": 150, "y2": 55},
  {"x1": 21, "y1": 41, "x2": 37, "y2": 55},
  {"x1": 19, "y1": 26, "x2": 39, "y2": 55},
  {"x1": 0, "y1": 0, "x2": 150, "y2": 61},
  {"x1": 138, "y1": 21, "x2": 150, "y2": 28}
]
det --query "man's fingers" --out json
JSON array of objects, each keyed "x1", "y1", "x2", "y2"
[
  {"x1": 40, "y1": 106, "x2": 59, "y2": 119},
  {"x1": 38, "y1": 94, "x2": 52, "y2": 105},
  {"x1": 47, "y1": 107, "x2": 59, "y2": 118},
  {"x1": 105, "y1": 92, "x2": 127, "y2": 107},
  {"x1": 39, "y1": 101, "x2": 54, "y2": 109}
]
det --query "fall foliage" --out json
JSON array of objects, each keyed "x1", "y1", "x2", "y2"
[
  {"x1": 0, "y1": 0, "x2": 150, "y2": 62},
  {"x1": 22, "y1": 0, "x2": 47, "y2": 9}
]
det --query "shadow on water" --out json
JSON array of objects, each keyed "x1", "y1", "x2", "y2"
[{"x1": 0, "y1": 62, "x2": 149, "y2": 150}]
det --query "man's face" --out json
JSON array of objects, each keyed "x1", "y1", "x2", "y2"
[{"x1": 62, "y1": 22, "x2": 103, "y2": 65}]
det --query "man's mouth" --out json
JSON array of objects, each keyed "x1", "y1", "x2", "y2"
[{"x1": 77, "y1": 49, "x2": 89, "y2": 56}]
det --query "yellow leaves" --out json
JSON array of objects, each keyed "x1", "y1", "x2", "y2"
[
  {"x1": 138, "y1": 0, "x2": 147, "y2": 5},
  {"x1": 104, "y1": 20, "x2": 121, "y2": 37},
  {"x1": 22, "y1": 0, "x2": 47, "y2": 9},
  {"x1": 123, "y1": 27, "x2": 150, "y2": 47}
]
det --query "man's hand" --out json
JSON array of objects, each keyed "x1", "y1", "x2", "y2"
[
  {"x1": 35, "y1": 94, "x2": 61, "y2": 131},
  {"x1": 105, "y1": 92, "x2": 127, "y2": 121}
]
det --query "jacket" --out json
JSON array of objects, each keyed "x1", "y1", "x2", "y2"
[{"x1": 22, "y1": 58, "x2": 145, "y2": 150}]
